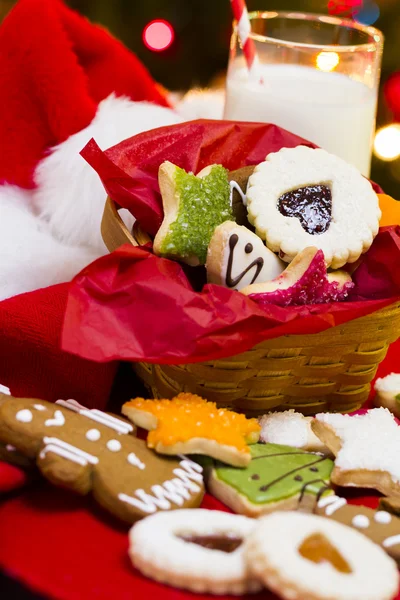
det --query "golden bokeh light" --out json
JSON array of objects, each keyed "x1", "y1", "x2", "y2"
[
  {"x1": 316, "y1": 51, "x2": 339, "y2": 72},
  {"x1": 374, "y1": 125, "x2": 400, "y2": 161}
]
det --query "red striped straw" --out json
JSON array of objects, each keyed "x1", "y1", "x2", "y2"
[{"x1": 230, "y1": 0, "x2": 259, "y2": 77}]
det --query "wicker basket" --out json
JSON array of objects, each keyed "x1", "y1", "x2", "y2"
[{"x1": 102, "y1": 197, "x2": 400, "y2": 416}]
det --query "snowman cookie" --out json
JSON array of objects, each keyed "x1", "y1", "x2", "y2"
[
  {"x1": 0, "y1": 394, "x2": 204, "y2": 522},
  {"x1": 246, "y1": 146, "x2": 381, "y2": 269},
  {"x1": 206, "y1": 221, "x2": 284, "y2": 290}
]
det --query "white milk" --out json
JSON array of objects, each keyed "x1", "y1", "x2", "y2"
[{"x1": 224, "y1": 64, "x2": 377, "y2": 176}]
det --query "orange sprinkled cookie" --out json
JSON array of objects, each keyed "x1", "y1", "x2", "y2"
[{"x1": 122, "y1": 393, "x2": 260, "y2": 467}]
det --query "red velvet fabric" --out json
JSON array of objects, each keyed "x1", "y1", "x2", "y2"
[
  {"x1": 0, "y1": 0, "x2": 169, "y2": 190},
  {"x1": 0, "y1": 340, "x2": 399, "y2": 599}
]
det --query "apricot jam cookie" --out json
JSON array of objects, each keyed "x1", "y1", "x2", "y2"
[
  {"x1": 245, "y1": 511, "x2": 399, "y2": 600},
  {"x1": 122, "y1": 393, "x2": 260, "y2": 468},
  {"x1": 246, "y1": 147, "x2": 381, "y2": 269},
  {"x1": 129, "y1": 509, "x2": 262, "y2": 595}
]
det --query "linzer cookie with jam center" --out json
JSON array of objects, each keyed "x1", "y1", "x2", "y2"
[
  {"x1": 0, "y1": 394, "x2": 204, "y2": 523},
  {"x1": 246, "y1": 146, "x2": 381, "y2": 268},
  {"x1": 315, "y1": 494, "x2": 400, "y2": 564},
  {"x1": 129, "y1": 509, "x2": 262, "y2": 595},
  {"x1": 206, "y1": 442, "x2": 334, "y2": 517},
  {"x1": 245, "y1": 512, "x2": 399, "y2": 600}
]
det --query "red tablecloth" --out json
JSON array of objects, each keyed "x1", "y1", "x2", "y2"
[{"x1": 0, "y1": 339, "x2": 400, "y2": 600}]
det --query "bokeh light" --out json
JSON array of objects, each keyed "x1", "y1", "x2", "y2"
[
  {"x1": 353, "y1": 1, "x2": 380, "y2": 25},
  {"x1": 143, "y1": 20, "x2": 175, "y2": 52},
  {"x1": 374, "y1": 125, "x2": 400, "y2": 161},
  {"x1": 316, "y1": 51, "x2": 339, "y2": 72}
]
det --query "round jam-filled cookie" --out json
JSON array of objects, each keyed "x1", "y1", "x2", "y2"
[
  {"x1": 246, "y1": 147, "x2": 381, "y2": 269},
  {"x1": 312, "y1": 408, "x2": 400, "y2": 497},
  {"x1": 316, "y1": 494, "x2": 400, "y2": 564},
  {"x1": 154, "y1": 161, "x2": 233, "y2": 266},
  {"x1": 206, "y1": 221, "x2": 284, "y2": 291},
  {"x1": 122, "y1": 393, "x2": 260, "y2": 468},
  {"x1": 207, "y1": 443, "x2": 334, "y2": 517},
  {"x1": 129, "y1": 509, "x2": 262, "y2": 595},
  {"x1": 245, "y1": 512, "x2": 399, "y2": 600},
  {"x1": 0, "y1": 395, "x2": 204, "y2": 523}
]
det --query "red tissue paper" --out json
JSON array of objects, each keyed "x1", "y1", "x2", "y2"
[{"x1": 62, "y1": 121, "x2": 395, "y2": 365}]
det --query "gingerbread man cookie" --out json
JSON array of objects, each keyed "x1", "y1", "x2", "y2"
[
  {"x1": 316, "y1": 494, "x2": 400, "y2": 564},
  {"x1": 246, "y1": 146, "x2": 380, "y2": 268},
  {"x1": 0, "y1": 395, "x2": 204, "y2": 522},
  {"x1": 312, "y1": 408, "x2": 400, "y2": 497},
  {"x1": 245, "y1": 512, "x2": 399, "y2": 600},
  {"x1": 206, "y1": 221, "x2": 284, "y2": 291},
  {"x1": 154, "y1": 161, "x2": 233, "y2": 266}
]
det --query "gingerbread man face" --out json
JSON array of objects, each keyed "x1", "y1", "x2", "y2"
[{"x1": 0, "y1": 396, "x2": 204, "y2": 523}]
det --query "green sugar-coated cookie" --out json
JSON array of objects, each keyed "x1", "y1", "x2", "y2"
[
  {"x1": 155, "y1": 162, "x2": 233, "y2": 265},
  {"x1": 213, "y1": 443, "x2": 333, "y2": 506}
]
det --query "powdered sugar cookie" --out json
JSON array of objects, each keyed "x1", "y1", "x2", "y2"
[
  {"x1": 129, "y1": 509, "x2": 262, "y2": 595},
  {"x1": 122, "y1": 393, "x2": 260, "y2": 468},
  {"x1": 258, "y1": 410, "x2": 329, "y2": 454},
  {"x1": 154, "y1": 161, "x2": 233, "y2": 266},
  {"x1": 207, "y1": 443, "x2": 334, "y2": 517},
  {"x1": 241, "y1": 247, "x2": 353, "y2": 306},
  {"x1": 246, "y1": 147, "x2": 381, "y2": 269},
  {"x1": 316, "y1": 494, "x2": 400, "y2": 564},
  {"x1": 206, "y1": 221, "x2": 284, "y2": 290},
  {"x1": 374, "y1": 373, "x2": 400, "y2": 418},
  {"x1": 312, "y1": 408, "x2": 400, "y2": 496},
  {"x1": 0, "y1": 395, "x2": 204, "y2": 522},
  {"x1": 245, "y1": 511, "x2": 399, "y2": 600}
]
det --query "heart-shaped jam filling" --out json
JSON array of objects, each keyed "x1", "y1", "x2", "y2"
[
  {"x1": 298, "y1": 532, "x2": 352, "y2": 573},
  {"x1": 278, "y1": 185, "x2": 332, "y2": 235},
  {"x1": 178, "y1": 534, "x2": 242, "y2": 553}
]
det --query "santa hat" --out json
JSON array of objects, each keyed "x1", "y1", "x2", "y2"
[{"x1": 0, "y1": 0, "x2": 182, "y2": 293}]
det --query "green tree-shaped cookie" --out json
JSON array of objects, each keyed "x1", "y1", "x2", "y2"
[{"x1": 154, "y1": 161, "x2": 233, "y2": 265}]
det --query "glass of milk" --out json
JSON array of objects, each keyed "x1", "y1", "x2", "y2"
[{"x1": 224, "y1": 11, "x2": 383, "y2": 176}]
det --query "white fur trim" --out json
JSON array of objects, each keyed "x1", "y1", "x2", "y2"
[
  {"x1": 0, "y1": 185, "x2": 100, "y2": 301},
  {"x1": 34, "y1": 94, "x2": 182, "y2": 252},
  {"x1": 175, "y1": 89, "x2": 225, "y2": 120}
]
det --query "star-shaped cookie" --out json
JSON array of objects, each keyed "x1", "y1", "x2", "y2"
[
  {"x1": 153, "y1": 161, "x2": 233, "y2": 265},
  {"x1": 312, "y1": 408, "x2": 400, "y2": 496},
  {"x1": 122, "y1": 393, "x2": 260, "y2": 467}
]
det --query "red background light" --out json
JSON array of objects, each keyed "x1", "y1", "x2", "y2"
[{"x1": 143, "y1": 20, "x2": 174, "y2": 52}]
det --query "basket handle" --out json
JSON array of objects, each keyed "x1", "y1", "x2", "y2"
[{"x1": 101, "y1": 197, "x2": 151, "y2": 252}]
